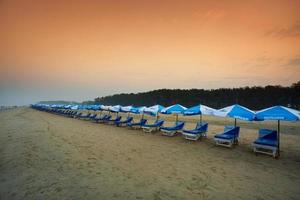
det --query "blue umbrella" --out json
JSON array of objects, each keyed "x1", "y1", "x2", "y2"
[
  {"x1": 130, "y1": 106, "x2": 147, "y2": 119},
  {"x1": 214, "y1": 104, "x2": 255, "y2": 126},
  {"x1": 120, "y1": 106, "x2": 133, "y2": 117},
  {"x1": 143, "y1": 105, "x2": 165, "y2": 119},
  {"x1": 160, "y1": 104, "x2": 187, "y2": 122},
  {"x1": 184, "y1": 104, "x2": 215, "y2": 123},
  {"x1": 255, "y1": 106, "x2": 300, "y2": 157}
]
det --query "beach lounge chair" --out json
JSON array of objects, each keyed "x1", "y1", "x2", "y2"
[
  {"x1": 214, "y1": 126, "x2": 240, "y2": 148},
  {"x1": 104, "y1": 116, "x2": 122, "y2": 125},
  {"x1": 87, "y1": 113, "x2": 97, "y2": 119},
  {"x1": 142, "y1": 119, "x2": 164, "y2": 133},
  {"x1": 95, "y1": 114, "x2": 111, "y2": 123},
  {"x1": 74, "y1": 112, "x2": 83, "y2": 118},
  {"x1": 127, "y1": 119, "x2": 147, "y2": 129},
  {"x1": 160, "y1": 121, "x2": 185, "y2": 136},
  {"x1": 252, "y1": 129, "x2": 278, "y2": 158},
  {"x1": 79, "y1": 113, "x2": 92, "y2": 119},
  {"x1": 115, "y1": 116, "x2": 133, "y2": 127},
  {"x1": 69, "y1": 111, "x2": 78, "y2": 117},
  {"x1": 182, "y1": 122, "x2": 208, "y2": 141}
]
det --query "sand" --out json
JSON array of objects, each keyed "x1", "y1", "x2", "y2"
[{"x1": 0, "y1": 107, "x2": 300, "y2": 200}]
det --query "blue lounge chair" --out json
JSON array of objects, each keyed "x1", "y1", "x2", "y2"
[
  {"x1": 115, "y1": 116, "x2": 133, "y2": 127},
  {"x1": 95, "y1": 115, "x2": 111, "y2": 123},
  {"x1": 142, "y1": 119, "x2": 164, "y2": 133},
  {"x1": 214, "y1": 126, "x2": 240, "y2": 148},
  {"x1": 88, "y1": 113, "x2": 98, "y2": 120},
  {"x1": 252, "y1": 129, "x2": 278, "y2": 158},
  {"x1": 104, "y1": 116, "x2": 122, "y2": 125},
  {"x1": 182, "y1": 122, "x2": 208, "y2": 141},
  {"x1": 127, "y1": 119, "x2": 147, "y2": 129},
  {"x1": 74, "y1": 112, "x2": 83, "y2": 118},
  {"x1": 79, "y1": 113, "x2": 92, "y2": 119},
  {"x1": 160, "y1": 121, "x2": 185, "y2": 136}
]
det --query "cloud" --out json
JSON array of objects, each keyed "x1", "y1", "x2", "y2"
[
  {"x1": 285, "y1": 57, "x2": 300, "y2": 66},
  {"x1": 264, "y1": 22, "x2": 300, "y2": 38}
]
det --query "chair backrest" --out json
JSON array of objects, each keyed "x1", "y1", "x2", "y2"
[
  {"x1": 224, "y1": 126, "x2": 240, "y2": 137},
  {"x1": 258, "y1": 129, "x2": 277, "y2": 140},
  {"x1": 115, "y1": 116, "x2": 122, "y2": 121},
  {"x1": 104, "y1": 115, "x2": 111, "y2": 120},
  {"x1": 140, "y1": 118, "x2": 147, "y2": 125},
  {"x1": 224, "y1": 125, "x2": 235, "y2": 132},
  {"x1": 155, "y1": 119, "x2": 164, "y2": 126},
  {"x1": 196, "y1": 122, "x2": 208, "y2": 132},
  {"x1": 175, "y1": 121, "x2": 185, "y2": 128},
  {"x1": 127, "y1": 116, "x2": 133, "y2": 121}
]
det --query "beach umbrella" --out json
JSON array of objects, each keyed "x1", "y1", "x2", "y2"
[
  {"x1": 109, "y1": 105, "x2": 121, "y2": 112},
  {"x1": 100, "y1": 105, "x2": 110, "y2": 111},
  {"x1": 183, "y1": 104, "x2": 215, "y2": 123},
  {"x1": 91, "y1": 105, "x2": 101, "y2": 111},
  {"x1": 214, "y1": 104, "x2": 255, "y2": 126},
  {"x1": 255, "y1": 106, "x2": 300, "y2": 157},
  {"x1": 160, "y1": 104, "x2": 187, "y2": 122},
  {"x1": 109, "y1": 105, "x2": 122, "y2": 116},
  {"x1": 144, "y1": 105, "x2": 165, "y2": 119},
  {"x1": 120, "y1": 106, "x2": 133, "y2": 117},
  {"x1": 120, "y1": 106, "x2": 133, "y2": 113},
  {"x1": 130, "y1": 106, "x2": 147, "y2": 119}
]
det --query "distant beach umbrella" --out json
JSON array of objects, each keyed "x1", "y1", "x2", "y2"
[
  {"x1": 71, "y1": 105, "x2": 79, "y2": 110},
  {"x1": 109, "y1": 105, "x2": 122, "y2": 116},
  {"x1": 255, "y1": 106, "x2": 300, "y2": 157},
  {"x1": 100, "y1": 105, "x2": 110, "y2": 111},
  {"x1": 120, "y1": 106, "x2": 133, "y2": 113},
  {"x1": 183, "y1": 104, "x2": 215, "y2": 123},
  {"x1": 214, "y1": 104, "x2": 255, "y2": 126},
  {"x1": 120, "y1": 106, "x2": 134, "y2": 116},
  {"x1": 144, "y1": 105, "x2": 165, "y2": 119},
  {"x1": 160, "y1": 104, "x2": 187, "y2": 122},
  {"x1": 130, "y1": 106, "x2": 147, "y2": 119}
]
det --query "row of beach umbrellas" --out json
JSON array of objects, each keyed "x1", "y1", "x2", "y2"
[{"x1": 33, "y1": 103, "x2": 300, "y2": 157}]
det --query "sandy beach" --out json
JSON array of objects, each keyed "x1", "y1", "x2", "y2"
[{"x1": 0, "y1": 107, "x2": 300, "y2": 200}]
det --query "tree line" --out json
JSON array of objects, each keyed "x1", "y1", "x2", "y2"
[{"x1": 92, "y1": 82, "x2": 300, "y2": 110}]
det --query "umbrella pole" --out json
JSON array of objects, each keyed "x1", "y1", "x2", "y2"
[
  {"x1": 277, "y1": 120, "x2": 280, "y2": 158},
  {"x1": 156, "y1": 113, "x2": 159, "y2": 120},
  {"x1": 176, "y1": 114, "x2": 178, "y2": 122},
  {"x1": 234, "y1": 118, "x2": 237, "y2": 127},
  {"x1": 141, "y1": 113, "x2": 144, "y2": 120},
  {"x1": 200, "y1": 114, "x2": 202, "y2": 124}
]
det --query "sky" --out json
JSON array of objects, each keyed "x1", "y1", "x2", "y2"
[{"x1": 0, "y1": 0, "x2": 300, "y2": 105}]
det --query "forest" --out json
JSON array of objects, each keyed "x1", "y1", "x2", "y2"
[{"x1": 92, "y1": 82, "x2": 300, "y2": 110}]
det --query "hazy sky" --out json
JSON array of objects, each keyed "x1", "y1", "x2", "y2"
[{"x1": 1, "y1": 0, "x2": 300, "y2": 105}]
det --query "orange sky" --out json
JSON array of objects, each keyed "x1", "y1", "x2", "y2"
[{"x1": 0, "y1": 0, "x2": 300, "y2": 105}]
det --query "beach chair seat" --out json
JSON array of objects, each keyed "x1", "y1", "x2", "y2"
[
  {"x1": 160, "y1": 121, "x2": 185, "y2": 136},
  {"x1": 127, "y1": 119, "x2": 147, "y2": 129},
  {"x1": 115, "y1": 116, "x2": 133, "y2": 127},
  {"x1": 252, "y1": 129, "x2": 278, "y2": 158},
  {"x1": 182, "y1": 122, "x2": 208, "y2": 141},
  {"x1": 214, "y1": 126, "x2": 240, "y2": 148},
  {"x1": 95, "y1": 115, "x2": 111, "y2": 123},
  {"x1": 79, "y1": 113, "x2": 92, "y2": 119},
  {"x1": 142, "y1": 119, "x2": 164, "y2": 133}
]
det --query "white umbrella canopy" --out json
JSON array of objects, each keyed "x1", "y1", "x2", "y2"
[{"x1": 183, "y1": 104, "x2": 216, "y2": 123}]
